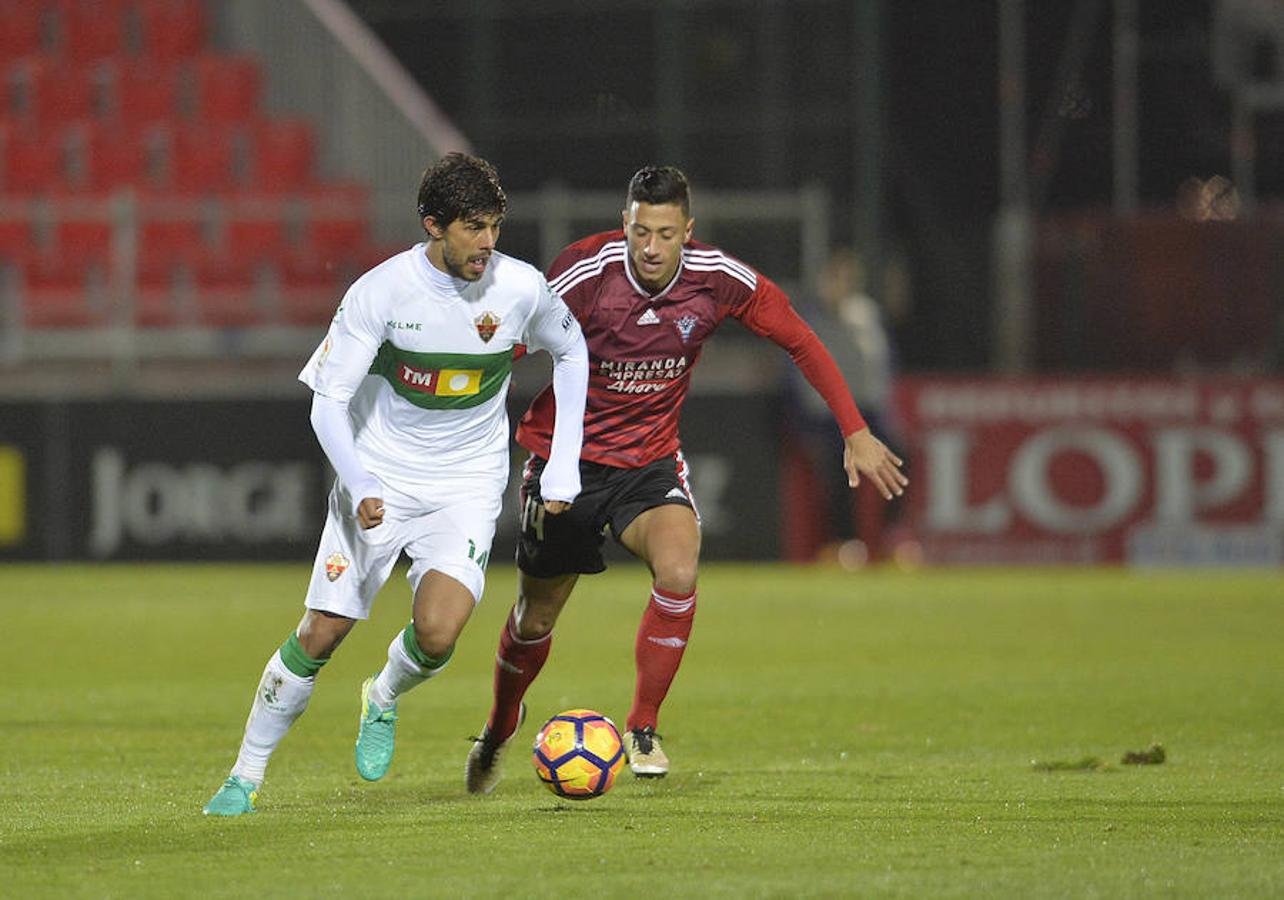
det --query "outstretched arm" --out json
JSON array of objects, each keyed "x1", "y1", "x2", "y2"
[{"x1": 738, "y1": 276, "x2": 907, "y2": 500}]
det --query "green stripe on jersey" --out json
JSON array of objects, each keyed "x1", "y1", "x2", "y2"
[{"x1": 369, "y1": 341, "x2": 513, "y2": 410}]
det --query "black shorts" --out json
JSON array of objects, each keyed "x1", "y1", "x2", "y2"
[{"x1": 516, "y1": 452, "x2": 697, "y2": 577}]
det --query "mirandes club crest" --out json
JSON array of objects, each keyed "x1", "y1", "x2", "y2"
[
  {"x1": 475, "y1": 310, "x2": 500, "y2": 343},
  {"x1": 325, "y1": 552, "x2": 349, "y2": 582}
]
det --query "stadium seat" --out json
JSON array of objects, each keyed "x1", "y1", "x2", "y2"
[
  {"x1": 1, "y1": 127, "x2": 67, "y2": 194},
  {"x1": 55, "y1": 218, "x2": 113, "y2": 258},
  {"x1": 107, "y1": 60, "x2": 183, "y2": 128},
  {"x1": 164, "y1": 124, "x2": 242, "y2": 193},
  {"x1": 0, "y1": 220, "x2": 36, "y2": 259},
  {"x1": 21, "y1": 253, "x2": 109, "y2": 328},
  {"x1": 224, "y1": 216, "x2": 290, "y2": 264},
  {"x1": 57, "y1": 1, "x2": 128, "y2": 62},
  {"x1": 79, "y1": 124, "x2": 153, "y2": 191},
  {"x1": 303, "y1": 215, "x2": 369, "y2": 267},
  {"x1": 14, "y1": 57, "x2": 98, "y2": 126},
  {"x1": 140, "y1": 218, "x2": 206, "y2": 265},
  {"x1": 279, "y1": 252, "x2": 346, "y2": 325},
  {"x1": 135, "y1": 0, "x2": 208, "y2": 63},
  {"x1": 191, "y1": 55, "x2": 261, "y2": 124},
  {"x1": 0, "y1": 2, "x2": 45, "y2": 59},
  {"x1": 249, "y1": 119, "x2": 317, "y2": 192},
  {"x1": 133, "y1": 253, "x2": 186, "y2": 328},
  {"x1": 192, "y1": 251, "x2": 266, "y2": 328}
]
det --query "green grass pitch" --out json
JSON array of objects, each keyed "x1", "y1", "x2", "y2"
[{"x1": 1, "y1": 562, "x2": 1281, "y2": 897}]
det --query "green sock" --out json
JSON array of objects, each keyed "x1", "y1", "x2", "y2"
[
  {"x1": 401, "y1": 624, "x2": 453, "y2": 671},
  {"x1": 279, "y1": 632, "x2": 327, "y2": 678}
]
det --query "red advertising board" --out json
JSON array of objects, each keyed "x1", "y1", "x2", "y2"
[{"x1": 894, "y1": 378, "x2": 1284, "y2": 566}]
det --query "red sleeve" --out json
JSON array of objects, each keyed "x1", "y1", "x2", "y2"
[
  {"x1": 735, "y1": 276, "x2": 867, "y2": 435},
  {"x1": 545, "y1": 231, "x2": 619, "y2": 321}
]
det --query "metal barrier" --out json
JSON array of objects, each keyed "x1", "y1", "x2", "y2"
[{"x1": 0, "y1": 184, "x2": 830, "y2": 385}]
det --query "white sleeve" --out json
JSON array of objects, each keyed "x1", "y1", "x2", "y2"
[
  {"x1": 539, "y1": 333, "x2": 588, "y2": 503},
  {"x1": 523, "y1": 278, "x2": 587, "y2": 503},
  {"x1": 298, "y1": 281, "x2": 385, "y2": 402},
  {"x1": 310, "y1": 393, "x2": 383, "y2": 516},
  {"x1": 523, "y1": 278, "x2": 581, "y2": 356}
]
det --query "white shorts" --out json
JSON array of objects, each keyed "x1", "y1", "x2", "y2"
[{"x1": 304, "y1": 474, "x2": 503, "y2": 620}]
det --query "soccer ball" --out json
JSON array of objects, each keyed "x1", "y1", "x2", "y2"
[{"x1": 531, "y1": 708, "x2": 625, "y2": 800}]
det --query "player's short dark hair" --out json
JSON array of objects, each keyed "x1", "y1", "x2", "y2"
[
  {"x1": 416, "y1": 152, "x2": 507, "y2": 228},
  {"x1": 627, "y1": 165, "x2": 690, "y2": 217}
]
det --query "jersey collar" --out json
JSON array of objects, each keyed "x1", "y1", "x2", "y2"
[
  {"x1": 624, "y1": 246, "x2": 685, "y2": 302},
  {"x1": 414, "y1": 242, "x2": 471, "y2": 295}
]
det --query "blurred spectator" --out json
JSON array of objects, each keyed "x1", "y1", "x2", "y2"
[{"x1": 784, "y1": 246, "x2": 908, "y2": 565}]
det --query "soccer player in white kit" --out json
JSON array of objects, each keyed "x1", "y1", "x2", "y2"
[{"x1": 204, "y1": 153, "x2": 588, "y2": 816}]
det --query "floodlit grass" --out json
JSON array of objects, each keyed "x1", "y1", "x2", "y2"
[{"x1": 1, "y1": 563, "x2": 1281, "y2": 897}]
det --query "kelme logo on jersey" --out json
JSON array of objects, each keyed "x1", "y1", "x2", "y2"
[
  {"x1": 325, "y1": 552, "x2": 349, "y2": 582},
  {"x1": 474, "y1": 311, "x2": 500, "y2": 343}
]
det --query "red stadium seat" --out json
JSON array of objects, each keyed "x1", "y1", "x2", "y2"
[
  {"x1": 55, "y1": 218, "x2": 113, "y2": 258},
  {"x1": 279, "y1": 252, "x2": 346, "y2": 326},
  {"x1": 0, "y1": 2, "x2": 46, "y2": 58},
  {"x1": 192, "y1": 251, "x2": 265, "y2": 327},
  {"x1": 0, "y1": 220, "x2": 37, "y2": 259},
  {"x1": 108, "y1": 60, "x2": 183, "y2": 128},
  {"x1": 191, "y1": 55, "x2": 261, "y2": 124},
  {"x1": 165, "y1": 124, "x2": 241, "y2": 193},
  {"x1": 57, "y1": 1, "x2": 128, "y2": 62},
  {"x1": 133, "y1": 253, "x2": 185, "y2": 328},
  {"x1": 304, "y1": 216, "x2": 368, "y2": 265},
  {"x1": 1, "y1": 128, "x2": 67, "y2": 194},
  {"x1": 140, "y1": 218, "x2": 206, "y2": 265},
  {"x1": 80, "y1": 124, "x2": 153, "y2": 191},
  {"x1": 296, "y1": 181, "x2": 372, "y2": 267},
  {"x1": 21, "y1": 253, "x2": 109, "y2": 328},
  {"x1": 224, "y1": 216, "x2": 289, "y2": 263},
  {"x1": 136, "y1": 0, "x2": 208, "y2": 63},
  {"x1": 249, "y1": 119, "x2": 317, "y2": 192},
  {"x1": 15, "y1": 57, "x2": 98, "y2": 126}
]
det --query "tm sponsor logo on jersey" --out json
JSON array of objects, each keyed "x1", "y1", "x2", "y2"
[
  {"x1": 599, "y1": 357, "x2": 688, "y2": 394},
  {"x1": 399, "y1": 363, "x2": 483, "y2": 396},
  {"x1": 387, "y1": 320, "x2": 422, "y2": 331}
]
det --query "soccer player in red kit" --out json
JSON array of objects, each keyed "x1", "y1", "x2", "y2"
[{"x1": 465, "y1": 165, "x2": 906, "y2": 791}]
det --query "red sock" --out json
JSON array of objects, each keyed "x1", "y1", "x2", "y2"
[
  {"x1": 487, "y1": 607, "x2": 551, "y2": 739},
  {"x1": 627, "y1": 585, "x2": 696, "y2": 731}
]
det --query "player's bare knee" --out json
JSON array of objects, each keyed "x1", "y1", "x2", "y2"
[
  {"x1": 297, "y1": 609, "x2": 355, "y2": 658},
  {"x1": 513, "y1": 597, "x2": 559, "y2": 640},
  {"x1": 410, "y1": 622, "x2": 453, "y2": 661},
  {"x1": 653, "y1": 559, "x2": 698, "y2": 596},
  {"x1": 514, "y1": 609, "x2": 556, "y2": 640}
]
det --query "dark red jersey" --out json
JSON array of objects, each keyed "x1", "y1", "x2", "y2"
[{"x1": 516, "y1": 230, "x2": 866, "y2": 469}]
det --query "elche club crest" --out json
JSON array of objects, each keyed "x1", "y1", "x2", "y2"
[
  {"x1": 324, "y1": 552, "x2": 349, "y2": 582},
  {"x1": 475, "y1": 311, "x2": 501, "y2": 343}
]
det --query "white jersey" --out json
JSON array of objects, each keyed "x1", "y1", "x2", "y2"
[{"x1": 299, "y1": 244, "x2": 581, "y2": 497}]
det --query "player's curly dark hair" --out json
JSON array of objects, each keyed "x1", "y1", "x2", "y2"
[
  {"x1": 416, "y1": 152, "x2": 507, "y2": 229},
  {"x1": 627, "y1": 165, "x2": 690, "y2": 217}
]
